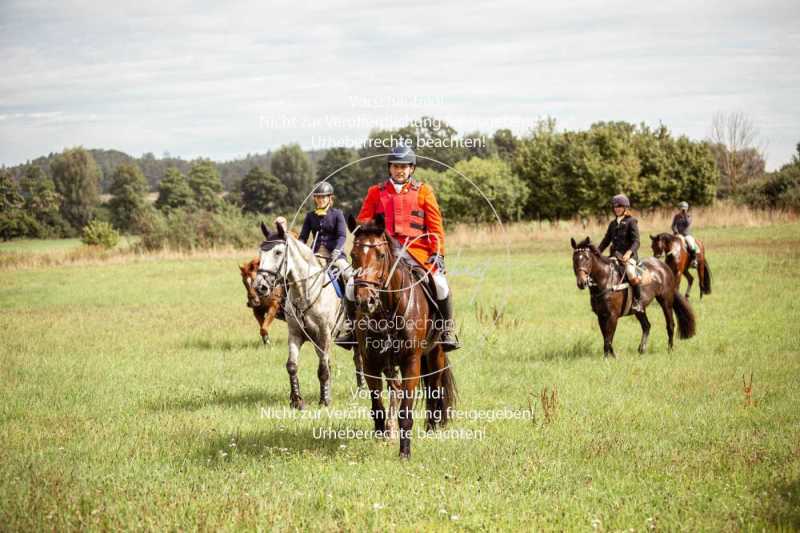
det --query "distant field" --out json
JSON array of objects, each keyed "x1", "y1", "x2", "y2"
[
  {"x1": 0, "y1": 238, "x2": 84, "y2": 253},
  {"x1": 1, "y1": 221, "x2": 799, "y2": 530}
]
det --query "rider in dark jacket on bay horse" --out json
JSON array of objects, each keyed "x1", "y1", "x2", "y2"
[{"x1": 598, "y1": 194, "x2": 643, "y2": 312}]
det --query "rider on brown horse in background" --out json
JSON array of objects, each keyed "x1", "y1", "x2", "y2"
[
  {"x1": 335, "y1": 145, "x2": 460, "y2": 352},
  {"x1": 598, "y1": 194, "x2": 643, "y2": 312},
  {"x1": 672, "y1": 201, "x2": 698, "y2": 268}
]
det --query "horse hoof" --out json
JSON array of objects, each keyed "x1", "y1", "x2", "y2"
[
  {"x1": 399, "y1": 451, "x2": 410, "y2": 460},
  {"x1": 319, "y1": 398, "x2": 331, "y2": 407},
  {"x1": 290, "y1": 399, "x2": 305, "y2": 410}
]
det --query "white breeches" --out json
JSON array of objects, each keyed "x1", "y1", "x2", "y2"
[
  {"x1": 684, "y1": 235, "x2": 698, "y2": 252},
  {"x1": 624, "y1": 258, "x2": 639, "y2": 284}
]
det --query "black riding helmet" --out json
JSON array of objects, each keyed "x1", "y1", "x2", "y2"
[
  {"x1": 387, "y1": 145, "x2": 416, "y2": 166},
  {"x1": 612, "y1": 194, "x2": 630, "y2": 208}
]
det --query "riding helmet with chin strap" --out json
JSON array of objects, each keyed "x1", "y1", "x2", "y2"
[
  {"x1": 387, "y1": 145, "x2": 416, "y2": 166},
  {"x1": 611, "y1": 194, "x2": 630, "y2": 208},
  {"x1": 313, "y1": 181, "x2": 334, "y2": 196}
]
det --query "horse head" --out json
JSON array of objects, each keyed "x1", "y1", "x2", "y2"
[
  {"x1": 650, "y1": 233, "x2": 669, "y2": 258},
  {"x1": 240, "y1": 258, "x2": 262, "y2": 307},
  {"x1": 571, "y1": 236, "x2": 601, "y2": 290},
  {"x1": 349, "y1": 213, "x2": 396, "y2": 314},
  {"x1": 255, "y1": 220, "x2": 288, "y2": 295}
]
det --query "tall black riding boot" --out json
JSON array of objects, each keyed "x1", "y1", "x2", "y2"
[
  {"x1": 335, "y1": 298, "x2": 357, "y2": 350},
  {"x1": 436, "y1": 294, "x2": 460, "y2": 352},
  {"x1": 631, "y1": 283, "x2": 643, "y2": 313}
]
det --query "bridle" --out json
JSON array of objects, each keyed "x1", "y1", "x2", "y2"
[
  {"x1": 573, "y1": 247, "x2": 596, "y2": 286},
  {"x1": 255, "y1": 239, "x2": 287, "y2": 295},
  {"x1": 352, "y1": 238, "x2": 391, "y2": 290}
]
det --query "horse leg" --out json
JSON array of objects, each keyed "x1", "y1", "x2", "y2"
[
  {"x1": 383, "y1": 365, "x2": 400, "y2": 440},
  {"x1": 598, "y1": 313, "x2": 617, "y2": 358},
  {"x1": 314, "y1": 341, "x2": 331, "y2": 407},
  {"x1": 656, "y1": 295, "x2": 676, "y2": 351},
  {"x1": 635, "y1": 311, "x2": 651, "y2": 354},
  {"x1": 354, "y1": 349, "x2": 366, "y2": 390},
  {"x1": 684, "y1": 270, "x2": 694, "y2": 299},
  {"x1": 398, "y1": 351, "x2": 422, "y2": 459},
  {"x1": 286, "y1": 334, "x2": 305, "y2": 410},
  {"x1": 423, "y1": 348, "x2": 447, "y2": 431},
  {"x1": 363, "y1": 356, "x2": 386, "y2": 434},
  {"x1": 254, "y1": 307, "x2": 269, "y2": 345}
]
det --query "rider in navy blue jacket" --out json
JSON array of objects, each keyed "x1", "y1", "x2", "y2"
[{"x1": 299, "y1": 182, "x2": 347, "y2": 257}]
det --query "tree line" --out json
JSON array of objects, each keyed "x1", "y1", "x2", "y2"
[{"x1": 2, "y1": 115, "x2": 797, "y2": 246}]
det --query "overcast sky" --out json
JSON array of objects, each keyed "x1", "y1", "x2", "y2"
[{"x1": 1, "y1": 0, "x2": 798, "y2": 169}]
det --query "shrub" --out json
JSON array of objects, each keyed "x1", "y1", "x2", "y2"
[
  {"x1": 137, "y1": 204, "x2": 262, "y2": 251},
  {"x1": 81, "y1": 220, "x2": 120, "y2": 249}
]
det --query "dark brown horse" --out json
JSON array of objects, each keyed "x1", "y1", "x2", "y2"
[
  {"x1": 649, "y1": 233, "x2": 711, "y2": 299},
  {"x1": 571, "y1": 237, "x2": 696, "y2": 357},
  {"x1": 348, "y1": 214, "x2": 457, "y2": 459},
  {"x1": 239, "y1": 258, "x2": 284, "y2": 345}
]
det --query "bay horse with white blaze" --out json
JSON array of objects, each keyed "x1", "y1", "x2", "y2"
[
  {"x1": 650, "y1": 233, "x2": 711, "y2": 299},
  {"x1": 571, "y1": 237, "x2": 696, "y2": 357},
  {"x1": 348, "y1": 214, "x2": 457, "y2": 459}
]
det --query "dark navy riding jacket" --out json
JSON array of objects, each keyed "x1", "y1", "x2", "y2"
[
  {"x1": 671, "y1": 212, "x2": 692, "y2": 236},
  {"x1": 299, "y1": 208, "x2": 347, "y2": 253},
  {"x1": 598, "y1": 215, "x2": 640, "y2": 261}
]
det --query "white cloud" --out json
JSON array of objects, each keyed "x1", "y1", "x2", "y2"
[{"x1": 1, "y1": 0, "x2": 798, "y2": 168}]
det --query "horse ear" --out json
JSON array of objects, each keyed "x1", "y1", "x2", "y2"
[
  {"x1": 347, "y1": 213, "x2": 358, "y2": 233},
  {"x1": 649, "y1": 234, "x2": 656, "y2": 241},
  {"x1": 570, "y1": 237, "x2": 577, "y2": 249},
  {"x1": 374, "y1": 213, "x2": 385, "y2": 231},
  {"x1": 275, "y1": 219, "x2": 286, "y2": 239},
  {"x1": 260, "y1": 221, "x2": 270, "y2": 239}
]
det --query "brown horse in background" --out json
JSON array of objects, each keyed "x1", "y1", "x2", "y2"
[
  {"x1": 571, "y1": 237, "x2": 696, "y2": 358},
  {"x1": 649, "y1": 233, "x2": 711, "y2": 299},
  {"x1": 240, "y1": 258, "x2": 284, "y2": 345},
  {"x1": 348, "y1": 214, "x2": 457, "y2": 459}
]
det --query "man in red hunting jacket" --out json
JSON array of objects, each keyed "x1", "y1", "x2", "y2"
[{"x1": 335, "y1": 145, "x2": 459, "y2": 352}]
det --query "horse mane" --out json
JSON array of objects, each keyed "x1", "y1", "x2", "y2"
[
  {"x1": 654, "y1": 232, "x2": 678, "y2": 244},
  {"x1": 574, "y1": 236, "x2": 610, "y2": 264}
]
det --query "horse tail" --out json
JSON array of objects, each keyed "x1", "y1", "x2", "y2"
[
  {"x1": 700, "y1": 259, "x2": 712, "y2": 295},
  {"x1": 440, "y1": 355, "x2": 458, "y2": 426},
  {"x1": 672, "y1": 290, "x2": 697, "y2": 339}
]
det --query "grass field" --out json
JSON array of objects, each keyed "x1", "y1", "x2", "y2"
[{"x1": 1, "y1": 220, "x2": 799, "y2": 530}]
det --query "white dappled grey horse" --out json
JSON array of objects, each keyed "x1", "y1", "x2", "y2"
[{"x1": 255, "y1": 220, "x2": 347, "y2": 408}]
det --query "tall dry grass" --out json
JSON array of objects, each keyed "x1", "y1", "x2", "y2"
[
  {"x1": 1, "y1": 202, "x2": 796, "y2": 270},
  {"x1": 446, "y1": 201, "x2": 798, "y2": 250}
]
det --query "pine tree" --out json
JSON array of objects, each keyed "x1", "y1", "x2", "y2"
[
  {"x1": 50, "y1": 147, "x2": 101, "y2": 229},
  {"x1": 155, "y1": 167, "x2": 195, "y2": 211},
  {"x1": 239, "y1": 166, "x2": 288, "y2": 214},
  {"x1": 187, "y1": 159, "x2": 223, "y2": 211},
  {"x1": 109, "y1": 162, "x2": 149, "y2": 231}
]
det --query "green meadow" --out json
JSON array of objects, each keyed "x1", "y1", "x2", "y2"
[{"x1": 1, "y1": 222, "x2": 799, "y2": 531}]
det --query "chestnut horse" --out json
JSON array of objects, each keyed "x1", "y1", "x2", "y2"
[
  {"x1": 239, "y1": 258, "x2": 284, "y2": 345},
  {"x1": 571, "y1": 237, "x2": 696, "y2": 357},
  {"x1": 348, "y1": 214, "x2": 457, "y2": 459},
  {"x1": 650, "y1": 233, "x2": 711, "y2": 299}
]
